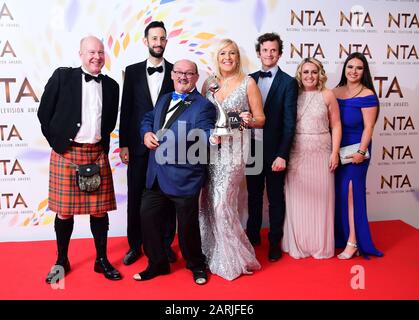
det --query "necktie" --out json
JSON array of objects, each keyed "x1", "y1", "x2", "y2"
[
  {"x1": 259, "y1": 71, "x2": 272, "y2": 78},
  {"x1": 147, "y1": 66, "x2": 163, "y2": 75},
  {"x1": 172, "y1": 92, "x2": 188, "y2": 101},
  {"x1": 84, "y1": 73, "x2": 102, "y2": 83}
]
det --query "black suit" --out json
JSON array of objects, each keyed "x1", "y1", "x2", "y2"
[
  {"x1": 246, "y1": 67, "x2": 298, "y2": 246},
  {"x1": 38, "y1": 67, "x2": 119, "y2": 154},
  {"x1": 119, "y1": 59, "x2": 176, "y2": 252}
]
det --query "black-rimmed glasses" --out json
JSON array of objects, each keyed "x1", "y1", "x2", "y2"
[{"x1": 172, "y1": 70, "x2": 196, "y2": 78}]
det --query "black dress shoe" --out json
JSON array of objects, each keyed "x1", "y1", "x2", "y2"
[
  {"x1": 192, "y1": 269, "x2": 207, "y2": 285},
  {"x1": 133, "y1": 264, "x2": 170, "y2": 281},
  {"x1": 45, "y1": 260, "x2": 70, "y2": 284},
  {"x1": 268, "y1": 244, "x2": 282, "y2": 262},
  {"x1": 123, "y1": 248, "x2": 142, "y2": 265},
  {"x1": 165, "y1": 247, "x2": 177, "y2": 263},
  {"x1": 94, "y1": 257, "x2": 122, "y2": 280}
]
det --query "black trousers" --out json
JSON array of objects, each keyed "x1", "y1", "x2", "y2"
[
  {"x1": 246, "y1": 139, "x2": 286, "y2": 246},
  {"x1": 126, "y1": 154, "x2": 176, "y2": 251},
  {"x1": 140, "y1": 181, "x2": 206, "y2": 271}
]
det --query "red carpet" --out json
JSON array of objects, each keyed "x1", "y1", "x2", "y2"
[{"x1": 0, "y1": 220, "x2": 417, "y2": 300}]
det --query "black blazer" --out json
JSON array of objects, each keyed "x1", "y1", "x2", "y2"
[
  {"x1": 37, "y1": 67, "x2": 119, "y2": 154},
  {"x1": 119, "y1": 59, "x2": 174, "y2": 156},
  {"x1": 250, "y1": 67, "x2": 298, "y2": 165}
]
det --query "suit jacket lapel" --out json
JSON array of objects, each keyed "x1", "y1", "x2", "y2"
[
  {"x1": 140, "y1": 61, "x2": 153, "y2": 107},
  {"x1": 158, "y1": 94, "x2": 173, "y2": 129},
  {"x1": 163, "y1": 90, "x2": 198, "y2": 130},
  {"x1": 163, "y1": 99, "x2": 190, "y2": 130},
  {"x1": 264, "y1": 67, "x2": 282, "y2": 108},
  {"x1": 158, "y1": 59, "x2": 173, "y2": 101},
  {"x1": 101, "y1": 75, "x2": 111, "y2": 127},
  {"x1": 72, "y1": 68, "x2": 83, "y2": 115}
]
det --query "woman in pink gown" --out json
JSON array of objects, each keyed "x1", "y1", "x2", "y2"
[{"x1": 282, "y1": 58, "x2": 341, "y2": 259}]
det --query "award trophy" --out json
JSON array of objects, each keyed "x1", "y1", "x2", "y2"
[{"x1": 208, "y1": 78, "x2": 232, "y2": 136}]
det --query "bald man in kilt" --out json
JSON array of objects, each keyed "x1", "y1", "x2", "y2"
[{"x1": 38, "y1": 36, "x2": 122, "y2": 283}]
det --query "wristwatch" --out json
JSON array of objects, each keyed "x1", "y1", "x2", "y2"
[{"x1": 357, "y1": 149, "x2": 366, "y2": 156}]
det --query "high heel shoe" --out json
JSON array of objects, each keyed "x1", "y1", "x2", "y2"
[{"x1": 337, "y1": 241, "x2": 360, "y2": 260}]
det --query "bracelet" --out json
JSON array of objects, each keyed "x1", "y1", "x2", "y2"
[{"x1": 357, "y1": 149, "x2": 366, "y2": 156}]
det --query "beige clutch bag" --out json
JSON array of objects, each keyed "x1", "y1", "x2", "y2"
[{"x1": 339, "y1": 143, "x2": 370, "y2": 165}]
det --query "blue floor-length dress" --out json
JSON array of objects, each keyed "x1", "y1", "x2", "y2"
[{"x1": 335, "y1": 95, "x2": 383, "y2": 258}]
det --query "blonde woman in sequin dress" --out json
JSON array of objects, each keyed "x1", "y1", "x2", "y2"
[{"x1": 199, "y1": 39, "x2": 265, "y2": 280}]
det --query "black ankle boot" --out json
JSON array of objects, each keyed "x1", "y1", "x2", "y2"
[
  {"x1": 90, "y1": 214, "x2": 122, "y2": 280},
  {"x1": 94, "y1": 257, "x2": 121, "y2": 280},
  {"x1": 46, "y1": 259, "x2": 71, "y2": 284}
]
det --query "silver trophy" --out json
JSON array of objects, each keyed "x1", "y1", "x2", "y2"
[{"x1": 208, "y1": 78, "x2": 232, "y2": 136}]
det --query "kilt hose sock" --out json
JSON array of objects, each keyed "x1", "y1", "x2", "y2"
[
  {"x1": 54, "y1": 215, "x2": 74, "y2": 265},
  {"x1": 90, "y1": 214, "x2": 109, "y2": 259}
]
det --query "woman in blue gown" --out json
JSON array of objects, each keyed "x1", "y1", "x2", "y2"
[{"x1": 333, "y1": 52, "x2": 383, "y2": 259}]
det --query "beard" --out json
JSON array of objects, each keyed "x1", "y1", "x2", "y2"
[{"x1": 149, "y1": 46, "x2": 165, "y2": 58}]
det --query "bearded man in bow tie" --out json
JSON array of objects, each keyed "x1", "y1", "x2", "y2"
[
  {"x1": 38, "y1": 36, "x2": 121, "y2": 283},
  {"x1": 119, "y1": 21, "x2": 177, "y2": 266},
  {"x1": 134, "y1": 59, "x2": 216, "y2": 285}
]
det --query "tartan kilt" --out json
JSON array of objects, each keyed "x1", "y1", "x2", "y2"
[{"x1": 48, "y1": 143, "x2": 117, "y2": 215}]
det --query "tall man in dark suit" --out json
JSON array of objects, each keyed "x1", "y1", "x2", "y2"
[
  {"x1": 246, "y1": 33, "x2": 298, "y2": 262},
  {"x1": 38, "y1": 36, "x2": 121, "y2": 283},
  {"x1": 119, "y1": 21, "x2": 177, "y2": 265},
  {"x1": 133, "y1": 59, "x2": 216, "y2": 284}
]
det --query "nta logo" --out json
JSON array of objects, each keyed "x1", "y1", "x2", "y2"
[
  {"x1": 0, "y1": 40, "x2": 16, "y2": 58},
  {"x1": 382, "y1": 146, "x2": 413, "y2": 160},
  {"x1": 374, "y1": 77, "x2": 403, "y2": 98},
  {"x1": 381, "y1": 175, "x2": 411, "y2": 189},
  {"x1": 388, "y1": 13, "x2": 419, "y2": 28},
  {"x1": 340, "y1": 9, "x2": 373, "y2": 28},
  {"x1": 0, "y1": 124, "x2": 22, "y2": 141},
  {"x1": 339, "y1": 44, "x2": 372, "y2": 59},
  {"x1": 0, "y1": 159, "x2": 25, "y2": 175},
  {"x1": 290, "y1": 10, "x2": 326, "y2": 26},
  {"x1": 0, "y1": 78, "x2": 39, "y2": 103},
  {"x1": 290, "y1": 43, "x2": 325, "y2": 59},
  {"x1": 387, "y1": 45, "x2": 418, "y2": 60},
  {"x1": 0, "y1": 193, "x2": 27, "y2": 209},
  {"x1": 0, "y1": 3, "x2": 13, "y2": 21},
  {"x1": 383, "y1": 116, "x2": 415, "y2": 131}
]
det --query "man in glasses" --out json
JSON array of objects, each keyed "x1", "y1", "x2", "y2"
[
  {"x1": 119, "y1": 21, "x2": 177, "y2": 266},
  {"x1": 134, "y1": 59, "x2": 216, "y2": 285}
]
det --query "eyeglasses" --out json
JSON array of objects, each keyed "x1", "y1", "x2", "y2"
[{"x1": 172, "y1": 70, "x2": 197, "y2": 78}]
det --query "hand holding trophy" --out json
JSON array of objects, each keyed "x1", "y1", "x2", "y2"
[{"x1": 208, "y1": 77, "x2": 232, "y2": 137}]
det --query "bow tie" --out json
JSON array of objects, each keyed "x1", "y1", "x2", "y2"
[
  {"x1": 147, "y1": 66, "x2": 163, "y2": 75},
  {"x1": 259, "y1": 71, "x2": 272, "y2": 78},
  {"x1": 84, "y1": 72, "x2": 103, "y2": 83},
  {"x1": 172, "y1": 92, "x2": 188, "y2": 101}
]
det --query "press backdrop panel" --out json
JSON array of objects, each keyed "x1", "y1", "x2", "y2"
[{"x1": 1, "y1": 0, "x2": 418, "y2": 241}]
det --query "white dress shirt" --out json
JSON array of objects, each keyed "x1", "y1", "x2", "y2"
[
  {"x1": 162, "y1": 89, "x2": 194, "y2": 128},
  {"x1": 254, "y1": 65, "x2": 279, "y2": 141},
  {"x1": 146, "y1": 59, "x2": 165, "y2": 107},
  {"x1": 74, "y1": 67, "x2": 103, "y2": 143},
  {"x1": 162, "y1": 98, "x2": 182, "y2": 129}
]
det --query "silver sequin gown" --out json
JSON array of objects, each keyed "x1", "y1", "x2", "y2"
[{"x1": 199, "y1": 76, "x2": 261, "y2": 281}]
